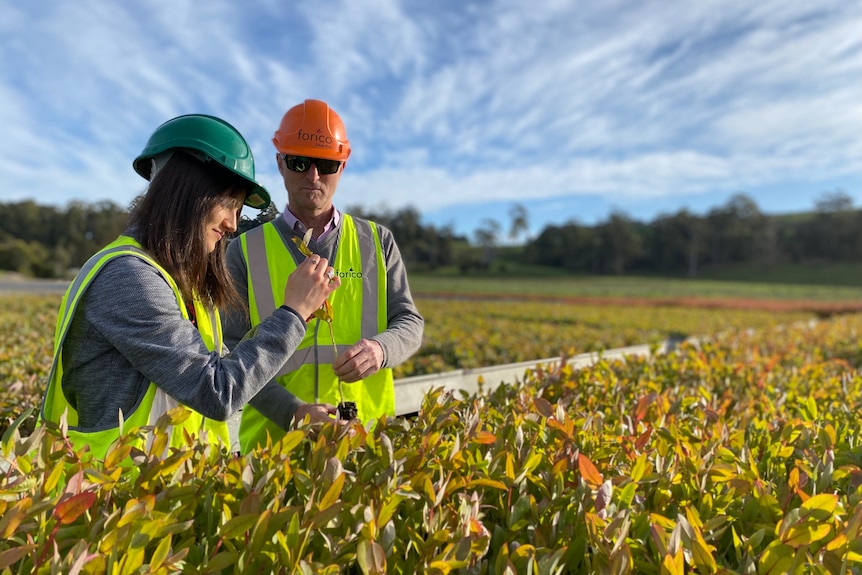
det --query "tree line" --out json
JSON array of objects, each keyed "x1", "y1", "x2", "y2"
[
  {"x1": 0, "y1": 191, "x2": 858, "y2": 279},
  {"x1": 526, "y1": 191, "x2": 861, "y2": 276}
]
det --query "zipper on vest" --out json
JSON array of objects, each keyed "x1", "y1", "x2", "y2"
[{"x1": 312, "y1": 319, "x2": 321, "y2": 402}]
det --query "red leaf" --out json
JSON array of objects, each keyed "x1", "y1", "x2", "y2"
[
  {"x1": 53, "y1": 492, "x2": 97, "y2": 525},
  {"x1": 578, "y1": 454, "x2": 603, "y2": 488},
  {"x1": 635, "y1": 427, "x2": 652, "y2": 451}
]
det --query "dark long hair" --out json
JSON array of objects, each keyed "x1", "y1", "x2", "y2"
[{"x1": 128, "y1": 151, "x2": 249, "y2": 311}]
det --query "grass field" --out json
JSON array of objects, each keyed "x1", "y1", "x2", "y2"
[{"x1": 409, "y1": 272, "x2": 862, "y2": 302}]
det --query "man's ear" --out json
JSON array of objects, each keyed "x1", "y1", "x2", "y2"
[{"x1": 276, "y1": 153, "x2": 284, "y2": 175}]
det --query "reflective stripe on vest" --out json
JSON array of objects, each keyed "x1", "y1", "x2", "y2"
[
  {"x1": 39, "y1": 236, "x2": 229, "y2": 459},
  {"x1": 237, "y1": 215, "x2": 393, "y2": 453},
  {"x1": 244, "y1": 216, "x2": 383, "y2": 377}
]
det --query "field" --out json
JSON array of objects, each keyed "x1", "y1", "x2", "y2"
[
  {"x1": 1, "y1": 277, "x2": 861, "y2": 572},
  {"x1": 0, "y1": 282, "x2": 847, "y2": 436},
  {"x1": 408, "y1": 272, "x2": 862, "y2": 303}
]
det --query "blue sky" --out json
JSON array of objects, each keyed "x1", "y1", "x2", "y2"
[{"x1": 1, "y1": 1, "x2": 859, "y2": 242}]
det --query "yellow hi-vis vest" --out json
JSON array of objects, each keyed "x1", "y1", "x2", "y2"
[
  {"x1": 40, "y1": 236, "x2": 230, "y2": 461},
  {"x1": 237, "y1": 215, "x2": 391, "y2": 453}
]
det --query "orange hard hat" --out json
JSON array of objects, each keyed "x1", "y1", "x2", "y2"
[{"x1": 272, "y1": 99, "x2": 351, "y2": 161}]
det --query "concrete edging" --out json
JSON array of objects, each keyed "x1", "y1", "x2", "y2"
[
  {"x1": 391, "y1": 340, "x2": 685, "y2": 415},
  {"x1": 227, "y1": 338, "x2": 688, "y2": 449}
]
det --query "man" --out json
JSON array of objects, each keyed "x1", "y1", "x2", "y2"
[{"x1": 223, "y1": 99, "x2": 424, "y2": 453}]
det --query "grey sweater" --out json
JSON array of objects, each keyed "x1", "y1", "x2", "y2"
[
  {"x1": 61, "y1": 251, "x2": 309, "y2": 430},
  {"x1": 222, "y1": 212, "x2": 424, "y2": 428}
]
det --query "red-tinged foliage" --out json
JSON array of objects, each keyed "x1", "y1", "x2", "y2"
[{"x1": 0, "y1": 294, "x2": 861, "y2": 573}]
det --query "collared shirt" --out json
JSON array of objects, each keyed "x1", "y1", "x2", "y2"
[{"x1": 282, "y1": 204, "x2": 341, "y2": 242}]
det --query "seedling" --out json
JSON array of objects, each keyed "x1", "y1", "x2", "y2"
[
  {"x1": 292, "y1": 228, "x2": 354, "y2": 420},
  {"x1": 292, "y1": 229, "x2": 333, "y2": 322}
]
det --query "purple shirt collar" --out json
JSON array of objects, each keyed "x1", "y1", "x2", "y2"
[{"x1": 282, "y1": 205, "x2": 340, "y2": 241}]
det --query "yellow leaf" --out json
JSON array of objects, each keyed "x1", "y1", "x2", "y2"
[
  {"x1": 312, "y1": 300, "x2": 334, "y2": 323},
  {"x1": 708, "y1": 463, "x2": 738, "y2": 483},
  {"x1": 291, "y1": 229, "x2": 314, "y2": 256},
  {"x1": 691, "y1": 530, "x2": 718, "y2": 573},
  {"x1": 825, "y1": 533, "x2": 846, "y2": 552},
  {"x1": 150, "y1": 535, "x2": 172, "y2": 571},
  {"x1": 318, "y1": 472, "x2": 345, "y2": 511},
  {"x1": 660, "y1": 549, "x2": 684, "y2": 575},
  {"x1": 466, "y1": 478, "x2": 508, "y2": 491},
  {"x1": 505, "y1": 452, "x2": 515, "y2": 481},
  {"x1": 42, "y1": 459, "x2": 66, "y2": 494},
  {"x1": 471, "y1": 431, "x2": 497, "y2": 445},
  {"x1": 782, "y1": 522, "x2": 832, "y2": 547},
  {"x1": 649, "y1": 513, "x2": 676, "y2": 530}
]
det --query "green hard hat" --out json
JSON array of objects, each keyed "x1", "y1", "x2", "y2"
[{"x1": 133, "y1": 114, "x2": 271, "y2": 209}]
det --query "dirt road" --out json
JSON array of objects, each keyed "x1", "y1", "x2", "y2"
[{"x1": 0, "y1": 277, "x2": 69, "y2": 294}]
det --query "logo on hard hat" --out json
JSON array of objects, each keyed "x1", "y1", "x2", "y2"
[{"x1": 297, "y1": 129, "x2": 334, "y2": 146}]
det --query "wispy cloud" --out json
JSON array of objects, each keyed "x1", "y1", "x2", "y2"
[{"x1": 0, "y1": 0, "x2": 858, "y2": 235}]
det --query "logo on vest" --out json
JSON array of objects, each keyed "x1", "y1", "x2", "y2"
[{"x1": 334, "y1": 267, "x2": 362, "y2": 280}]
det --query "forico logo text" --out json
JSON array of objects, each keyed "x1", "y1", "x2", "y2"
[
  {"x1": 297, "y1": 130, "x2": 334, "y2": 146},
  {"x1": 334, "y1": 268, "x2": 362, "y2": 280}
]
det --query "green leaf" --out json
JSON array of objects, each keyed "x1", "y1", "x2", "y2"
[
  {"x1": 801, "y1": 396, "x2": 818, "y2": 421},
  {"x1": 758, "y1": 541, "x2": 794, "y2": 575},
  {"x1": 631, "y1": 453, "x2": 648, "y2": 482},
  {"x1": 205, "y1": 551, "x2": 239, "y2": 572},
  {"x1": 1, "y1": 407, "x2": 33, "y2": 452},
  {"x1": 357, "y1": 539, "x2": 386, "y2": 574},
  {"x1": 798, "y1": 493, "x2": 838, "y2": 522},
  {"x1": 781, "y1": 522, "x2": 832, "y2": 547},
  {"x1": 377, "y1": 493, "x2": 406, "y2": 526},
  {"x1": 219, "y1": 514, "x2": 259, "y2": 539},
  {"x1": 149, "y1": 535, "x2": 172, "y2": 571},
  {"x1": 617, "y1": 482, "x2": 636, "y2": 508},
  {"x1": 285, "y1": 511, "x2": 301, "y2": 551},
  {"x1": 0, "y1": 545, "x2": 38, "y2": 570},
  {"x1": 249, "y1": 509, "x2": 271, "y2": 559},
  {"x1": 309, "y1": 502, "x2": 343, "y2": 529}
]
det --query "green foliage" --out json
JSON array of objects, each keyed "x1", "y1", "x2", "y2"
[
  {"x1": 409, "y1": 274, "x2": 862, "y2": 301},
  {"x1": 2, "y1": 314, "x2": 861, "y2": 573},
  {"x1": 0, "y1": 200, "x2": 128, "y2": 278}
]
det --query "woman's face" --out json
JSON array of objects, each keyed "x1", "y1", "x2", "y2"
[{"x1": 203, "y1": 192, "x2": 244, "y2": 253}]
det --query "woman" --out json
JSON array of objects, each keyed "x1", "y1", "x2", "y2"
[{"x1": 40, "y1": 114, "x2": 340, "y2": 459}]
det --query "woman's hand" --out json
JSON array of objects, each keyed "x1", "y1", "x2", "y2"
[
  {"x1": 282, "y1": 255, "x2": 340, "y2": 320},
  {"x1": 292, "y1": 402, "x2": 337, "y2": 425}
]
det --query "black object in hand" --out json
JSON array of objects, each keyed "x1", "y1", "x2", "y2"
[{"x1": 337, "y1": 401, "x2": 357, "y2": 421}]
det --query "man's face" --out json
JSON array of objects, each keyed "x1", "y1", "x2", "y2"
[{"x1": 277, "y1": 154, "x2": 343, "y2": 217}]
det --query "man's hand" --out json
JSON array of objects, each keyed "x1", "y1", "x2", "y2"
[{"x1": 333, "y1": 339, "x2": 384, "y2": 382}]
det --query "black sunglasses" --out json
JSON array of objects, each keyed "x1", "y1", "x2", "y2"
[{"x1": 281, "y1": 154, "x2": 342, "y2": 175}]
